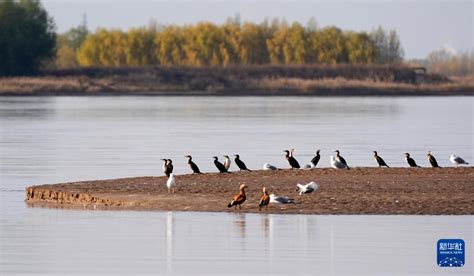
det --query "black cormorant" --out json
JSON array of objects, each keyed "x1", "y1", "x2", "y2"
[
  {"x1": 185, "y1": 155, "x2": 201, "y2": 173},
  {"x1": 166, "y1": 159, "x2": 173, "y2": 176},
  {"x1": 335, "y1": 150, "x2": 350, "y2": 169},
  {"x1": 234, "y1": 154, "x2": 251, "y2": 171},
  {"x1": 311, "y1": 149, "x2": 321, "y2": 167},
  {"x1": 405, "y1": 153, "x2": 420, "y2": 167},
  {"x1": 427, "y1": 151, "x2": 440, "y2": 168},
  {"x1": 284, "y1": 149, "x2": 300, "y2": 169},
  {"x1": 213, "y1": 156, "x2": 229, "y2": 173},
  {"x1": 161, "y1": 158, "x2": 173, "y2": 177},
  {"x1": 373, "y1": 151, "x2": 389, "y2": 167}
]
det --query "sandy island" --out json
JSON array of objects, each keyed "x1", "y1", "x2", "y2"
[{"x1": 25, "y1": 167, "x2": 473, "y2": 215}]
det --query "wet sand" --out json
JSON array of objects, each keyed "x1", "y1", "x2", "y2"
[{"x1": 26, "y1": 167, "x2": 474, "y2": 215}]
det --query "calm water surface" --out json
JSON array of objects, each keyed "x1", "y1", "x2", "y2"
[{"x1": 1, "y1": 96, "x2": 473, "y2": 275}]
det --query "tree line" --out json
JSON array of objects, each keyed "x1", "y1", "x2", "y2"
[
  {"x1": 410, "y1": 49, "x2": 474, "y2": 77},
  {"x1": 0, "y1": 0, "x2": 406, "y2": 75},
  {"x1": 61, "y1": 19, "x2": 404, "y2": 68},
  {"x1": 0, "y1": 0, "x2": 55, "y2": 76}
]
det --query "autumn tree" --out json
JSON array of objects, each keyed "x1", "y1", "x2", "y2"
[
  {"x1": 54, "y1": 16, "x2": 88, "y2": 69},
  {"x1": 266, "y1": 22, "x2": 288, "y2": 64},
  {"x1": 220, "y1": 20, "x2": 241, "y2": 65},
  {"x1": 421, "y1": 49, "x2": 474, "y2": 76},
  {"x1": 76, "y1": 32, "x2": 100, "y2": 66},
  {"x1": 126, "y1": 27, "x2": 156, "y2": 66},
  {"x1": 239, "y1": 22, "x2": 270, "y2": 64},
  {"x1": 370, "y1": 26, "x2": 404, "y2": 64},
  {"x1": 316, "y1": 27, "x2": 348, "y2": 64},
  {"x1": 75, "y1": 19, "x2": 405, "y2": 67},
  {"x1": 346, "y1": 32, "x2": 375, "y2": 63},
  {"x1": 154, "y1": 26, "x2": 186, "y2": 65},
  {"x1": 77, "y1": 29, "x2": 128, "y2": 66},
  {"x1": 286, "y1": 22, "x2": 309, "y2": 64},
  {"x1": 55, "y1": 36, "x2": 79, "y2": 68},
  {"x1": 183, "y1": 22, "x2": 228, "y2": 66}
]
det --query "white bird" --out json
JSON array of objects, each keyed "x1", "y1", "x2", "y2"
[
  {"x1": 223, "y1": 155, "x2": 231, "y2": 170},
  {"x1": 269, "y1": 194, "x2": 295, "y2": 204},
  {"x1": 302, "y1": 163, "x2": 315, "y2": 170},
  {"x1": 330, "y1": 156, "x2": 349, "y2": 169},
  {"x1": 166, "y1": 173, "x2": 176, "y2": 193},
  {"x1": 450, "y1": 154, "x2": 469, "y2": 166},
  {"x1": 263, "y1": 163, "x2": 278, "y2": 170},
  {"x1": 296, "y1": 181, "x2": 318, "y2": 195}
]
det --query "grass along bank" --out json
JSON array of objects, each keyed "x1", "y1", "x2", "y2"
[{"x1": 1, "y1": 65, "x2": 473, "y2": 96}]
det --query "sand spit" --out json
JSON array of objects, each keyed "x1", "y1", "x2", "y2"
[{"x1": 26, "y1": 167, "x2": 474, "y2": 215}]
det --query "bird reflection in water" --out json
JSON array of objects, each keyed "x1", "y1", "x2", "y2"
[
  {"x1": 165, "y1": 212, "x2": 174, "y2": 274},
  {"x1": 261, "y1": 216, "x2": 269, "y2": 240},
  {"x1": 233, "y1": 214, "x2": 246, "y2": 239}
]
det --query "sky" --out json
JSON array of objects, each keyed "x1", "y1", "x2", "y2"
[{"x1": 42, "y1": 0, "x2": 473, "y2": 59}]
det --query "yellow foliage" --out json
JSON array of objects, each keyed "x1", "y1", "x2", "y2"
[
  {"x1": 72, "y1": 19, "x2": 402, "y2": 67},
  {"x1": 55, "y1": 45, "x2": 78, "y2": 69}
]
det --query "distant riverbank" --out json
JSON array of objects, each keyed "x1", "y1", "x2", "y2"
[
  {"x1": 26, "y1": 167, "x2": 474, "y2": 215},
  {"x1": 2, "y1": 65, "x2": 473, "y2": 96}
]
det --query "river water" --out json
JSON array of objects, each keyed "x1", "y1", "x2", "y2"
[{"x1": 0, "y1": 96, "x2": 472, "y2": 275}]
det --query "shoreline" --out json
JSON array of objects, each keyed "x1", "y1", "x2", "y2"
[
  {"x1": 25, "y1": 167, "x2": 474, "y2": 215},
  {"x1": 2, "y1": 65, "x2": 473, "y2": 97},
  {"x1": 2, "y1": 89, "x2": 474, "y2": 97}
]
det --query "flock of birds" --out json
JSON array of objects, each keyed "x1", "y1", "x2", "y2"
[
  {"x1": 160, "y1": 149, "x2": 470, "y2": 210},
  {"x1": 226, "y1": 181, "x2": 318, "y2": 211}
]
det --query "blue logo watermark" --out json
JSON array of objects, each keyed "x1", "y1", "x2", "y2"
[{"x1": 437, "y1": 239, "x2": 465, "y2": 267}]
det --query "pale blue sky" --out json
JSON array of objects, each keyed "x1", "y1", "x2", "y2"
[{"x1": 42, "y1": 0, "x2": 473, "y2": 59}]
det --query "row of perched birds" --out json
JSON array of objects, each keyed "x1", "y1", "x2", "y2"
[
  {"x1": 285, "y1": 149, "x2": 469, "y2": 170},
  {"x1": 161, "y1": 150, "x2": 469, "y2": 177},
  {"x1": 161, "y1": 154, "x2": 250, "y2": 178},
  {"x1": 161, "y1": 150, "x2": 469, "y2": 211}
]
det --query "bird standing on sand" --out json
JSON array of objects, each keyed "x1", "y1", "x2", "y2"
[
  {"x1": 284, "y1": 149, "x2": 300, "y2": 169},
  {"x1": 227, "y1": 184, "x2": 247, "y2": 209},
  {"x1": 166, "y1": 173, "x2": 176, "y2": 193},
  {"x1": 258, "y1": 187, "x2": 270, "y2": 211},
  {"x1": 427, "y1": 151, "x2": 440, "y2": 168},
  {"x1": 161, "y1": 159, "x2": 173, "y2": 177},
  {"x1": 450, "y1": 154, "x2": 469, "y2": 166},
  {"x1": 405, "y1": 153, "x2": 420, "y2": 167},
  {"x1": 185, "y1": 155, "x2": 201, "y2": 174},
  {"x1": 166, "y1": 159, "x2": 173, "y2": 175},
  {"x1": 213, "y1": 156, "x2": 229, "y2": 173},
  {"x1": 373, "y1": 151, "x2": 389, "y2": 167},
  {"x1": 269, "y1": 194, "x2": 295, "y2": 204},
  {"x1": 302, "y1": 149, "x2": 318, "y2": 169},
  {"x1": 296, "y1": 181, "x2": 318, "y2": 195},
  {"x1": 330, "y1": 156, "x2": 349, "y2": 169},
  {"x1": 311, "y1": 150, "x2": 321, "y2": 168},
  {"x1": 235, "y1": 154, "x2": 251, "y2": 171},
  {"x1": 335, "y1": 150, "x2": 350, "y2": 169},
  {"x1": 223, "y1": 155, "x2": 231, "y2": 170},
  {"x1": 263, "y1": 163, "x2": 278, "y2": 170}
]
